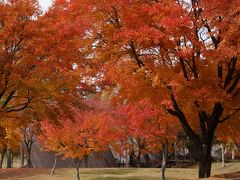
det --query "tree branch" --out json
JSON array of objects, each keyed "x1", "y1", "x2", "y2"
[
  {"x1": 167, "y1": 91, "x2": 201, "y2": 146},
  {"x1": 129, "y1": 41, "x2": 145, "y2": 68},
  {"x1": 219, "y1": 107, "x2": 240, "y2": 123},
  {"x1": 1, "y1": 91, "x2": 16, "y2": 108},
  {"x1": 224, "y1": 56, "x2": 237, "y2": 89}
]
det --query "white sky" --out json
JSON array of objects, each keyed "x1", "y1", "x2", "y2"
[{"x1": 39, "y1": 0, "x2": 52, "y2": 11}]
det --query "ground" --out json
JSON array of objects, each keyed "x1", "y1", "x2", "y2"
[{"x1": 0, "y1": 162, "x2": 239, "y2": 180}]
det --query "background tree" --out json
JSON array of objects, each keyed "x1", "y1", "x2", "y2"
[
  {"x1": 0, "y1": 1, "x2": 91, "y2": 170},
  {"x1": 0, "y1": 119, "x2": 21, "y2": 168},
  {"x1": 58, "y1": 0, "x2": 240, "y2": 178},
  {"x1": 38, "y1": 107, "x2": 114, "y2": 180}
]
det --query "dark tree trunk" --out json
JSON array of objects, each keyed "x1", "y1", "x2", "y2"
[
  {"x1": 25, "y1": 140, "x2": 33, "y2": 168},
  {"x1": 26, "y1": 148, "x2": 33, "y2": 168},
  {"x1": 136, "y1": 154, "x2": 141, "y2": 168},
  {"x1": 84, "y1": 155, "x2": 88, "y2": 168},
  {"x1": 129, "y1": 151, "x2": 135, "y2": 167},
  {"x1": 51, "y1": 156, "x2": 57, "y2": 175},
  {"x1": 198, "y1": 102, "x2": 223, "y2": 178},
  {"x1": 0, "y1": 148, "x2": 6, "y2": 168},
  {"x1": 74, "y1": 158, "x2": 82, "y2": 180},
  {"x1": 129, "y1": 150, "x2": 140, "y2": 167},
  {"x1": 20, "y1": 143, "x2": 25, "y2": 167},
  {"x1": 198, "y1": 144, "x2": 212, "y2": 178},
  {"x1": 76, "y1": 166, "x2": 80, "y2": 180},
  {"x1": 188, "y1": 144, "x2": 200, "y2": 162},
  {"x1": 168, "y1": 92, "x2": 224, "y2": 179},
  {"x1": 160, "y1": 143, "x2": 168, "y2": 180},
  {"x1": 169, "y1": 143, "x2": 175, "y2": 160},
  {"x1": 143, "y1": 154, "x2": 150, "y2": 166},
  {"x1": 6, "y1": 149, "x2": 12, "y2": 168},
  {"x1": 11, "y1": 152, "x2": 14, "y2": 167}
]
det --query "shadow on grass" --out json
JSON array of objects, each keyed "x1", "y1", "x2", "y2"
[
  {"x1": 81, "y1": 168, "x2": 137, "y2": 175},
  {"x1": 90, "y1": 176, "x2": 159, "y2": 180}
]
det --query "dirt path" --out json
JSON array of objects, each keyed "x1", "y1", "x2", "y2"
[
  {"x1": 213, "y1": 171, "x2": 240, "y2": 179},
  {"x1": 0, "y1": 163, "x2": 239, "y2": 180},
  {"x1": 0, "y1": 168, "x2": 50, "y2": 179}
]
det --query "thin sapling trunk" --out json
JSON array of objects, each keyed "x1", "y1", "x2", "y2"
[
  {"x1": 51, "y1": 156, "x2": 58, "y2": 175},
  {"x1": 160, "y1": 143, "x2": 168, "y2": 180}
]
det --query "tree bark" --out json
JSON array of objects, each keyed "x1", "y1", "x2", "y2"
[
  {"x1": 160, "y1": 143, "x2": 168, "y2": 180},
  {"x1": 198, "y1": 144, "x2": 212, "y2": 178},
  {"x1": 76, "y1": 166, "x2": 80, "y2": 180},
  {"x1": 51, "y1": 156, "x2": 57, "y2": 175},
  {"x1": 220, "y1": 144, "x2": 225, "y2": 168},
  {"x1": 84, "y1": 155, "x2": 88, "y2": 168},
  {"x1": 20, "y1": 143, "x2": 24, "y2": 167},
  {"x1": 231, "y1": 146, "x2": 235, "y2": 160},
  {"x1": 168, "y1": 92, "x2": 224, "y2": 179},
  {"x1": 198, "y1": 103, "x2": 223, "y2": 178},
  {"x1": 25, "y1": 140, "x2": 33, "y2": 168},
  {"x1": 6, "y1": 148, "x2": 12, "y2": 168},
  {"x1": 0, "y1": 148, "x2": 6, "y2": 168},
  {"x1": 26, "y1": 147, "x2": 33, "y2": 168},
  {"x1": 143, "y1": 154, "x2": 150, "y2": 166},
  {"x1": 188, "y1": 144, "x2": 200, "y2": 162},
  {"x1": 11, "y1": 152, "x2": 14, "y2": 167},
  {"x1": 74, "y1": 158, "x2": 82, "y2": 180},
  {"x1": 129, "y1": 150, "x2": 140, "y2": 167},
  {"x1": 136, "y1": 154, "x2": 141, "y2": 168}
]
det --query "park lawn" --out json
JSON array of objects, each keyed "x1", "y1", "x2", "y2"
[{"x1": 0, "y1": 162, "x2": 239, "y2": 180}]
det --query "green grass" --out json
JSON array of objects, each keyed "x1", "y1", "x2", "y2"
[{"x1": 0, "y1": 162, "x2": 240, "y2": 180}]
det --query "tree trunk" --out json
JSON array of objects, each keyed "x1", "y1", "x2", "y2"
[
  {"x1": 51, "y1": 156, "x2": 57, "y2": 175},
  {"x1": 136, "y1": 154, "x2": 141, "y2": 168},
  {"x1": 220, "y1": 144, "x2": 225, "y2": 168},
  {"x1": 74, "y1": 158, "x2": 82, "y2": 180},
  {"x1": 143, "y1": 154, "x2": 150, "y2": 166},
  {"x1": 11, "y1": 152, "x2": 14, "y2": 167},
  {"x1": 76, "y1": 166, "x2": 80, "y2": 180},
  {"x1": 6, "y1": 149, "x2": 12, "y2": 168},
  {"x1": 26, "y1": 147, "x2": 33, "y2": 168},
  {"x1": 168, "y1": 94, "x2": 224, "y2": 179},
  {"x1": 188, "y1": 144, "x2": 200, "y2": 162},
  {"x1": 25, "y1": 141, "x2": 33, "y2": 168},
  {"x1": 160, "y1": 143, "x2": 168, "y2": 180},
  {"x1": 0, "y1": 148, "x2": 6, "y2": 168},
  {"x1": 198, "y1": 103, "x2": 223, "y2": 178},
  {"x1": 169, "y1": 143, "x2": 175, "y2": 160},
  {"x1": 129, "y1": 150, "x2": 140, "y2": 167},
  {"x1": 231, "y1": 145, "x2": 235, "y2": 160},
  {"x1": 20, "y1": 143, "x2": 25, "y2": 167},
  {"x1": 129, "y1": 150, "x2": 135, "y2": 167},
  {"x1": 126, "y1": 150, "x2": 129, "y2": 167},
  {"x1": 198, "y1": 144, "x2": 212, "y2": 178},
  {"x1": 84, "y1": 155, "x2": 88, "y2": 168}
]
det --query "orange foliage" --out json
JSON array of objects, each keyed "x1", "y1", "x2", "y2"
[
  {"x1": 112, "y1": 98, "x2": 179, "y2": 155},
  {"x1": 38, "y1": 107, "x2": 114, "y2": 161},
  {"x1": 53, "y1": 0, "x2": 239, "y2": 177}
]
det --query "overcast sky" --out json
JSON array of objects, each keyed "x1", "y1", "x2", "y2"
[{"x1": 39, "y1": 0, "x2": 52, "y2": 11}]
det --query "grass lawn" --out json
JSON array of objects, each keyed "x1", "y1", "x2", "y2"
[{"x1": 0, "y1": 162, "x2": 239, "y2": 180}]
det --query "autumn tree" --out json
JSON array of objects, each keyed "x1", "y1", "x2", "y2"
[
  {"x1": 57, "y1": 0, "x2": 240, "y2": 178},
  {"x1": 0, "y1": 1, "x2": 93, "y2": 171},
  {"x1": 21, "y1": 124, "x2": 38, "y2": 168},
  {"x1": 0, "y1": 119, "x2": 21, "y2": 168},
  {"x1": 0, "y1": 0, "x2": 90, "y2": 125},
  {"x1": 0, "y1": 126, "x2": 7, "y2": 168},
  {"x1": 113, "y1": 98, "x2": 179, "y2": 180},
  {"x1": 38, "y1": 107, "x2": 114, "y2": 180},
  {"x1": 113, "y1": 99, "x2": 161, "y2": 168}
]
